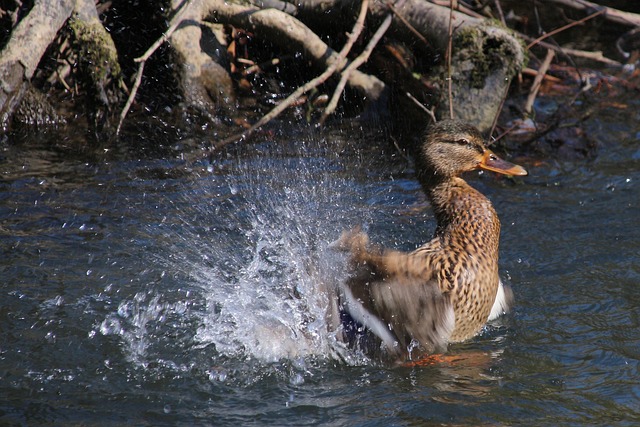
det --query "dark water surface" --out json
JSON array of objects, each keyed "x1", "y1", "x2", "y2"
[{"x1": 1, "y1": 106, "x2": 639, "y2": 425}]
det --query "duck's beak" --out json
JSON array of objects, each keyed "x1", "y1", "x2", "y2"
[{"x1": 478, "y1": 150, "x2": 528, "y2": 176}]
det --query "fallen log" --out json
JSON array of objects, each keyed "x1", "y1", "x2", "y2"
[
  {"x1": 379, "y1": 0, "x2": 525, "y2": 131},
  {"x1": 0, "y1": 0, "x2": 123, "y2": 135}
]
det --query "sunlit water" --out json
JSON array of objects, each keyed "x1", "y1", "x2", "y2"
[{"x1": 1, "y1": 106, "x2": 640, "y2": 425}]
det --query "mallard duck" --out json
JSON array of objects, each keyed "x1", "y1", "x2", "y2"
[{"x1": 332, "y1": 120, "x2": 527, "y2": 361}]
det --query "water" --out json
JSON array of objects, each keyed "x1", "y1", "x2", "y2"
[{"x1": 1, "y1": 106, "x2": 639, "y2": 425}]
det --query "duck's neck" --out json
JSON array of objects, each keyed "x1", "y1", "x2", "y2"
[{"x1": 420, "y1": 174, "x2": 501, "y2": 253}]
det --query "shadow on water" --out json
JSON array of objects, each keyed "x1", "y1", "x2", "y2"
[{"x1": 1, "y1": 103, "x2": 640, "y2": 424}]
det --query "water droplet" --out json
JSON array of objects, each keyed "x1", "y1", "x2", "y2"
[
  {"x1": 208, "y1": 368, "x2": 228, "y2": 382},
  {"x1": 290, "y1": 373, "x2": 304, "y2": 385}
]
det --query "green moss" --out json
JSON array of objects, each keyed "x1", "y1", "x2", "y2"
[
  {"x1": 69, "y1": 15, "x2": 121, "y2": 85},
  {"x1": 490, "y1": 21, "x2": 530, "y2": 71},
  {"x1": 478, "y1": 19, "x2": 530, "y2": 71},
  {"x1": 452, "y1": 27, "x2": 489, "y2": 89}
]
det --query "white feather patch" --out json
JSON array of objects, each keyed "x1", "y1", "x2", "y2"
[{"x1": 488, "y1": 279, "x2": 511, "y2": 321}]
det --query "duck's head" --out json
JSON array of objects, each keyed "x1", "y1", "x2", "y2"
[{"x1": 417, "y1": 120, "x2": 528, "y2": 180}]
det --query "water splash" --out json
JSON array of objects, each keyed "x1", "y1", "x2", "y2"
[
  {"x1": 189, "y1": 145, "x2": 360, "y2": 363},
  {"x1": 99, "y1": 292, "x2": 165, "y2": 363},
  {"x1": 97, "y1": 137, "x2": 376, "y2": 370},
  {"x1": 98, "y1": 289, "x2": 194, "y2": 366}
]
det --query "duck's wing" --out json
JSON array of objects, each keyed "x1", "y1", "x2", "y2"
[
  {"x1": 332, "y1": 228, "x2": 453, "y2": 354},
  {"x1": 369, "y1": 275, "x2": 454, "y2": 354},
  {"x1": 340, "y1": 262, "x2": 454, "y2": 356}
]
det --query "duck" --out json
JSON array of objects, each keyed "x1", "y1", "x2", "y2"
[{"x1": 331, "y1": 119, "x2": 527, "y2": 362}]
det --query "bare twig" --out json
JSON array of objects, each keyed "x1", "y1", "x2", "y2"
[
  {"x1": 55, "y1": 64, "x2": 73, "y2": 93},
  {"x1": 205, "y1": 0, "x2": 384, "y2": 101},
  {"x1": 446, "y1": 0, "x2": 457, "y2": 120},
  {"x1": 428, "y1": 0, "x2": 484, "y2": 18},
  {"x1": 490, "y1": 123, "x2": 518, "y2": 144},
  {"x1": 527, "y1": 8, "x2": 604, "y2": 50},
  {"x1": 243, "y1": 57, "x2": 283, "y2": 75},
  {"x1": 385, "y1": 1, "x2": 429, "y2": 46},
  {"x1": 522, "y1": 67, "x2": 562, "y2": 82},
  {"x1": 116, "y1": 0, "x2": 194, "y2": 135},
  {"x1": 211, "y1": 0, "x2": 371, "y2": 151},
  {"x1": 390, "y1": 135, "x2": 412, "y2": 163},
  {"x1": 543, "y1": 0, "x2": 640, "y2": 28},
  {"x1": 519, "y1": 77, "x2": 594, "y2": 144},
  {"x1": 319, "y1": 12, "x2": 393, "y2": 124},
  {"x1": 524, "y1": 49, "x2": 555, "y2": 115},
  {"x1": 568, "y1": 75, "x2": 593, "y2": 105},
  {"x1": 405, "y1": 92, "x2": 437, "y2": 124},
  {"x1": 493, "y1": 0, "x2": 506, "y2": 26},
  {"x1": 488, "y1": 76, "x2": 511, "y2": 140},
  {"x1": 521, "y1": 35, "x2": 621, "y2": 66}
]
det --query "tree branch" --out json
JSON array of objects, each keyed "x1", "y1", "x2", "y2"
[
  {"x1": 319, "y1": 11, "x2": 393, "y2": 124},
  {"x1": 543, "y1": 0, "x2": 640, "y2": 27},
  {"x1": 210, "y1": 0, "x2": 373, "y2": 151},
  {"x1": 524, "y1": 49, "x2": 555, "y2": 115},
  {"x1": 527, "y1": 8, "x2": 605, "y2": 49},
  {"x1": 202, "y1": 0, "x2": 385, "y2": 101},
  {"x1": 116, "y1": 0, "x2": 195, "y2": 135}
]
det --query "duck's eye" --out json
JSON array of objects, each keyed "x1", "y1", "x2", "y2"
[{"x1": 455, "y1": 138, "x2": 475, "y2": 150}]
